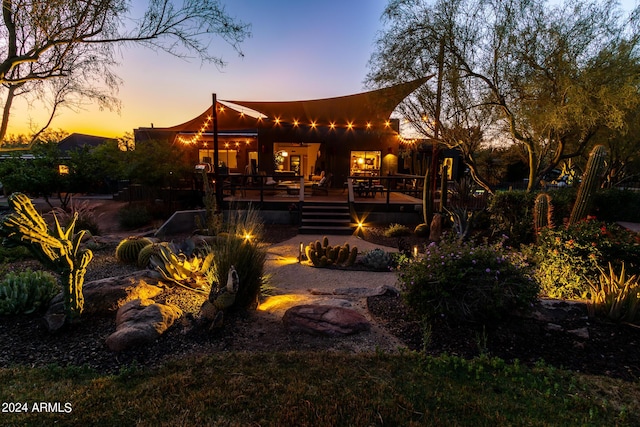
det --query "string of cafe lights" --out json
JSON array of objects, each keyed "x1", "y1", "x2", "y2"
[{"x1": 176, "y1": 115, "x2": 212, "y2": 145}]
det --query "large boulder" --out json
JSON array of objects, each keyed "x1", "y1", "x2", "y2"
[
  {"x1": 45, "y1": 271, "x2": 163, "y2": 331},
  {"x1": 282, "y1": 304, "x2": 370, "y2": 337},
  {"x1": 106, "y1": 298, "x2": 183, "y2": 352}
]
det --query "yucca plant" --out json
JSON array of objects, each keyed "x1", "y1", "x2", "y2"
[{"x1": 588, "y1": 263, "x2": 640, "y2": 324}]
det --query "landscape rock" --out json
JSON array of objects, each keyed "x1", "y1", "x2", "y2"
[
  {"x1": 282, "y1": 304, "x2": 370, "y2": 337},
  {"x1": 45, "y1": 271, "x2": 164, "y2": 330},
  {"x1": 106, "y1": 298, "x2": 183, "y2": 352}
]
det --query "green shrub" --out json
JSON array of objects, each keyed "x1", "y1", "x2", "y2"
[
  {"x1": 398, "y1": 235, "x2": 538, "y2": 322},
  {"x1": 593, "y1": 189, "x2": 640, "y2": 222},
  {"x1": 0, "y1": 245, "x2": 33, "y2": 263},
  {"x1": 384, "y1": 223, "x2": 411, "y2": 238},
  {"x1": 487, "y1": 191, "x2": 537, "y2": 246},
  {"x1": 0, "y1": 269, "x2": 59, "y2": 315},
  {"x1": 209, "y1": 205, "x2": 266, "y2": 310},
  {"x1": 118, "y1": 204, "x2": 152, "y2": 230},
  {"x1": 532, "y1": 219, "x2": 640, "y2": 299}
]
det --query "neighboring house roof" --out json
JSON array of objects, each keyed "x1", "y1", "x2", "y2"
[
  {"x1": 58, "y1": 133, "x2": 114, "y2": 153},
  {"x1": 142, "y1": 77, "x2": 431, "y2": 133}
]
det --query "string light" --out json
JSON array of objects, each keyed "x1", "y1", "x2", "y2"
[{"x1": 176, "y1": 115, "x2": 212, "y2": 145}]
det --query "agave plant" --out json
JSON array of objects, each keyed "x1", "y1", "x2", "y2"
[
  {"x1": 149, "y1": 245, "x2": 213, "y2": 294},
  {"x1": 589, "y1": 262, "x2": 640, "y2": 324}
]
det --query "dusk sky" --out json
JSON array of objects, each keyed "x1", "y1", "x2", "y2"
[
  {"x1": 8, "y1": 0, "x2": 639, "y2": 139},
  {"x1": 10, "y1": 0, "x2": 389, "y2": 138}
]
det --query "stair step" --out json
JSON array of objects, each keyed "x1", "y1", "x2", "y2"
[{"x1": 299, "y1": 225, "x2": 354, "y2": 235}]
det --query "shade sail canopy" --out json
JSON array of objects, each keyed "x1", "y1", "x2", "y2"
[{"x1": 158, "y1": 77, "x2": 430, "y2": 132}]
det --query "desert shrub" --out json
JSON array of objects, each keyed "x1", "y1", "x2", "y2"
[
  {"x1": 398, "y1": 235, "x2": 538, "y2": 323},
  {"x1": 532, "y1": 219, "x2": 640, "y2": 299},
  {"x1": 593, "y1": 189, "x2": 640, "y2": 222},
  {"x1": 118, "y1": 203, "x2": 152, "y2": 230},
  {"x1": 414, "y1": 223, "x2": 429, "y2": 237},
  {"x1": 0, "y1": 269, "x2": 59, "y2": 315},
  {"x1": 209, "y1": 205, "x2": 266, "y2": 309},
  {"x1": 0, "y1": 245, "x2": 33, "y2": 263},
  {"x1": 588, "y1": 263, "x2": 640, "y2": 324},
  {"x1": 487, "y1": 190, "x2": 537, "y2": 246},
  {"x1": 51, "y1": 199, "x2": 103, "y2": 236},
  {"x1": 384, "y1": 223, "x2": 412, "y2": 238}
]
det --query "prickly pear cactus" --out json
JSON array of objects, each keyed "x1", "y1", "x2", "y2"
[
  {"x1": 115, "y1": 236, "x2": 153, "y2": 264},
  {"x1": 569, "y1": 145, "x2": 607, "y2": 226},
  {"x1": 0, "y1": 193, "x2": 93, "y2": 319},
  {"x1": 361, "y1": 248, "x2": 392, "y2": 271}
]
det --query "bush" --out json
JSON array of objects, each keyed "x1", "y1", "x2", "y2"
[
  {"x1": 118, "y1": 203, "x2": 152, "y2": 230},
  {"x1": 487, "y1": 191, "x2": 537, "y2": 246},
  {"x1": 398, "y1": 235, "x2": 538, "y2": 322},
  {"x1": 593, "y1": 189, "x2": 640, "y2": 222},
  {"x1": 532, "y1": 219, "x2": 640, "y2": 299},
  {"x1": 209, "y1": 205, "x2": 266, "y2": 309},
  {"x1": 51, "y1": 199, "x2": 104, "y2": 236},
  {"x1": 384, "y1": 223, "x2": 412, "y2": 238},
  {"x1": 0, "y1": 269, "x2": 59, "y2": 315}
]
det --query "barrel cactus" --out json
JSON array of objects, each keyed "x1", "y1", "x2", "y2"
[
  {"x1": 137, "y1": 242, "x2": 170, "y2": 268},
  {"x1": 115, "y1": 236, "x2": 153, "y2": 264}
]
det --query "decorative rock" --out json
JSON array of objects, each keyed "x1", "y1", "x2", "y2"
[
  {"x1": 45, "y1": 271, "x2": 163, "y2": 331},
  {"x1": 309, "y1": 285, "x2": 399, "y2": 297},
  {"x1": 282, "y1": 304, "x2": 370, "y2": 337},
  {"x1": 106, "y1": 298, "x2": 182, "y2": 352}
]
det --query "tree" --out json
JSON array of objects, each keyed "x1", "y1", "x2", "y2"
[
  {"x1": 368, "y1": 0, "x2": 640, "y2": 191},
  {"x1": 0, "y1": 0, "x2": 250, "y2": 145}
]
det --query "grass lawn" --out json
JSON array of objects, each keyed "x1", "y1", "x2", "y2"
[{"x1": 1, "y1": 352, "x2": 639, "y2": 426}]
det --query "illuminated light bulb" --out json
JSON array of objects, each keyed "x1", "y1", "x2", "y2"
[
  {"x1": 310, "y1": 121, "x2": 317, "y2": 129},
  {"x1": 219, "y1": 106, "x2": 225, "y2": 112},
  {"x1": 329, "y1": 122, "x2": 336, "y2": 129},
  {"x1": 240, "y1": 111, "x2": 245, "y2": 117},
  {"x1": 366, "y1": 122, "x2": 372, "y2": 129},
  {"x1": 235, "y1": 142, "x2": 240, "y2": 147},
  {"x1": 224, "y1": 142, "x2": 229, "y2": 148},
  {"x1": 293, "y1": 119, "x2": 299, "y2": 127},
  {"x1": 274, "y1": 117, "x2": 281, "y2": 125},
  {"x1": 385, "y1": 120, "x2": 391, "y2": 127},
  {"x1": 347, "y1": 121, "x2": 354, "y2": 130}
]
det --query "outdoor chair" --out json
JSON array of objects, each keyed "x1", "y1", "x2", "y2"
[{"x1": 311, "y1": 173, "x2": 332, "y2": 196}]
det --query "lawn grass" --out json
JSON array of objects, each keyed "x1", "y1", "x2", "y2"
[{"x1": 1, "y1": 352, "x2": 639, "y2": 426}]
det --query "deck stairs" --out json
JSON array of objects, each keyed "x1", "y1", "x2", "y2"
[{"x1": 298, "y1": 201, "x2": 353, "y2": 235}]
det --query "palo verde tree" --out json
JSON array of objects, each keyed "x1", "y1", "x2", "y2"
[
  {"x1": 0, "y1": 0, "x2": 250, "y2": 146},
  {"x1": 368, "y1": 0, "x2": 640, "y2": 192}
]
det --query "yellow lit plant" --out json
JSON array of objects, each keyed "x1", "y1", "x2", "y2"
[
  {"x1": 588, "y1": 263, "x2": 640, "y2": 324},
  {"x1": 0, "y1": 193, "x2": 93, "y2": 319}
]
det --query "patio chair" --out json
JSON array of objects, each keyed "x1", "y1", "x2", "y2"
[{"x1": 311, "y1": 173, "x2": 332, "y2": 196}]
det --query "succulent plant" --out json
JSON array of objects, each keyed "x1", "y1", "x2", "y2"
[
  {"x1": 0, "y1": 269, "x2": 59, "y2": 315},
  {"x1": 304, "y1": 236, "x2": 357, "y2": 268},
  {"x1": 361, "y1": 248, "x2": 392, "y2": 271},
  {"x1": 0, "y1": 193, "x2": 93, "y2": 319},
  {"x1": 149, "y1": 245, "x2": 213, "y2": 293},
  {"x1": 115, "y1": 236, "x2": 154, "y2": 264}
]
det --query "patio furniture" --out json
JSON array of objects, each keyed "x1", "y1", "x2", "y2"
[{"x1": 312, "y1": 173, "x2": 332, "y2": 196}]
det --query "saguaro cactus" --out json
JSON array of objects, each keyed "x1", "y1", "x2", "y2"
[
  {"x1": 569, "y1": 145, "x2": 607, "y2": 226},
  {"x1": 0, "y1": 193, "x2": 93, "y2": 319},
  {"x1": 533, "y1": 192, "x2": 554, "y2": 236}
]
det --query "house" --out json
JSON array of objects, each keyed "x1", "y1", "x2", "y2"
[{"x1": 133, "y1": 78, "x2": 431, "y2": 188}]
